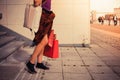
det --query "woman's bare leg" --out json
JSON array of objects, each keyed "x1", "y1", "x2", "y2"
[
  {"x1": 30, "y1": 34, "x2": 48, "y2": 64},
  {"x1": 37, "y1": 48, "x2": 44, "y2": 63},
  {"x1": 36, "y1": 46, "x2": 49, "y2": 70},
  {"x1": 26, "y1": 34, "x2": 48, "y2": 73}
]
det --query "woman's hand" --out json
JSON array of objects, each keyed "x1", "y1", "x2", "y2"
[{"x1": 34, "y1": 0, "x2": 42, "y2": 7}]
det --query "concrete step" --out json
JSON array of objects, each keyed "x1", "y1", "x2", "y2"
[
  {"x1": 0, "y1": 41, "x2": 25, "y2": 62},
  {"x1": 0, "y1": 64, "x2": 23, "y2": 80},
  {"x1": 0, "y1": 36, "x2": 16, "y2": 47},
  {"x1": 1, "y1": 47, "x2": 33, "y2": 64},
  {"x1": 0, "y1": 32, "x2": 7, "y2": 36}
]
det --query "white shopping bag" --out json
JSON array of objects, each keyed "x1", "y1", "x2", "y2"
[
  {"x1": 32, "y1": 6, "x2": 42, "y2": 32},
  {"x1": 23, "y1": 4, "x2": 35, "y2": 29},
  {"x1": 23, "y1": 4, "x2": 42, "y2": 32}
]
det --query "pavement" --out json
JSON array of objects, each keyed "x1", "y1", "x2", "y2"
[{"x1": 0, "y1": 23, "x2": 120, "y2": 80}]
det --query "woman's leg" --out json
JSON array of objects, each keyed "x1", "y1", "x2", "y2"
[
  {"x1": 37, "y1": 48, "x2": 44, "y2": 63},
  {"x1": 36, "y1": 47, "x2": 49, "y2": 70},
  {"x1": 30, "y1": 34, "x2": 48, "y2": 64},
  {"x1": 26, "y1": 34, "x2": 48, "y2": 73}
]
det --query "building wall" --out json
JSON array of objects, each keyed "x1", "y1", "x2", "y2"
[
  {"x1": 114, "y1": 8, "x2": 120, "y2": 18},
  {"x1": 0, "y1": 0, "x2": 90, "y2": 46}
]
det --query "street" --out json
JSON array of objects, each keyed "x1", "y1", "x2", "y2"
[{"x1": 91, "y1": 24, "x2": 120, "y2": 50}]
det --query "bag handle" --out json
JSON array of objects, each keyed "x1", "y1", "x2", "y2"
[
  {"x1": 26, "y1": 0, "x2": 33, "y2": 5},
  {"x1": 27, "y1": 0, "x2": 41, "y2": 7}
]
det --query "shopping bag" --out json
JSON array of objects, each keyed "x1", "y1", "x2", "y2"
[
  {"x1": 23, "y1": 4, "x2": 35, "y2": 29},
  {"x1": 44, "y1": 40, "x2": 59, "y2": 58},
  {"x1": 34, "y1": 0, "x2": 41, "y2": 7},
  {"x1": 32, "y1": 6, "x2": 42, "y2": 32},
  {"x1": 23, "y1": 4, "x2": 42, "y2": 32},
  {"x1": 48, "y1": 30, "x2": 55, "y2": 47}
]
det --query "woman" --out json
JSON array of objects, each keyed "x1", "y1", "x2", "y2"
[{"x1": 26, "y1": 0, "x2": 55, "y2": 74}]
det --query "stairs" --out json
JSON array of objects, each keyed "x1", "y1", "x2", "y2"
[
  {"x1": 0, "y1": 36, "x2": 16, "y2": 47},
  {"x1": 0, "y1": 31, "x2": 25, "y2": 62},
  {"x1": 0, "y1": 29, "x2": 32, "y2": 80},
  {"x1": 0, "y1": 24, "x2": 38, "y2": 80}
]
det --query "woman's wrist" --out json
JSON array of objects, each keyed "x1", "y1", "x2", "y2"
[
  {"x1": 34, "y1": 0, "x2": 41, "y2": 7},
  {"x1": 34, "y1": 3, "x2": 40, "y2": 7}
]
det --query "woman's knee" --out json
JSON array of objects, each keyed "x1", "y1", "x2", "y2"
[
  {"x1": 44, "y1": 34, "x2": 48, "y2": 44},
  {"x1": 38, "y1": 34, "x2": 48, "y2": 47}
]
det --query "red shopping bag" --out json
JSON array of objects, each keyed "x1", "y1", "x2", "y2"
[
  {"x1": 44, "y1": 40, "x2": 59, "y2": 58},
  {"x1": 48, "y1": 30, "x2": 55, "y2": 47}
]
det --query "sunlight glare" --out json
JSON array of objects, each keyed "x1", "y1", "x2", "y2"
[{"x1": 90, "y1": 0, "x2": 115, "y2": 12}]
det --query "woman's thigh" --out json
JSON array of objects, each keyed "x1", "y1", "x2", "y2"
[{"x1": 37, "y1": 34, "x2": 48, "y2": 48}]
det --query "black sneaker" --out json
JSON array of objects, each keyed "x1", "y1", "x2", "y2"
[
  {"x1": 36, "y1": 63, "x2": 49, "y2": 70},
  {"x1": 26, "y1": 61, "x2": 37, "y2": 74}
]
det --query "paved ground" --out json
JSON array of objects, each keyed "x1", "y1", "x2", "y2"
[
  {"x1": 1, "y1": 23, "x2": 120, "y2": 80},
  {"x1": 91, "y1": 23, "x2": 120, "y2": 34},
  {"x1": 91, "y1": 24, "x2": 120, "y2": 50}
]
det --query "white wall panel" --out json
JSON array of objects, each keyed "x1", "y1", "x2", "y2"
[
  {"x1": 53, "y1": 24, "x2": 73, "y2": 44},
  {"x1": 52, "y1": 4, "x2": 73, "y2": 25},
  {"x1": 6, "y1": 24, "x2": 34, "y2": 40},
  {"x1": 52, "y1": 0, "x2": 90, "y2": 45},
  {"x1": 7, "y1": 5, "x2": 25, "y2": 25},
  {"x1": 0, "y1": 5, "x2": 7, "y2": 24}
]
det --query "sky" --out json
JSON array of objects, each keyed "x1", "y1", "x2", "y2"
[{"x1": 90, "y1": 0, "x2": 120, "y2": 12}]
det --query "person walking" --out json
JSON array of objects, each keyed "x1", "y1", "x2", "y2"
[
  {"x1": 113, "y1": 15, "x2": 118, "y2": 26},
  {"x1": 26, "y1": 0, "x2": 55, "y2": 74},
  {"x1": 101, "y1": 16, "x2": 104, "y2": 25}
]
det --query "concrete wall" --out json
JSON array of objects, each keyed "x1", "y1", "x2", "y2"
[{"x1": 0, "y1": 0, "x2": 90, "y2": 46}]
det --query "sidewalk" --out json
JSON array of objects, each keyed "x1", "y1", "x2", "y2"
[
  {"x1": 14, "y1": 45, "x2": 120, "y2": 80},
  {"x1": 1, "y1": 24, "x2": 120, "y2": 80}
]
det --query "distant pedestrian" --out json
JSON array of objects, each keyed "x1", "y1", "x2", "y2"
[
  {"x1": 113, "y1": 15, "x2": 118, "y2": 26},
  {"x1": 118, "y1": 18, "x2": 120, "y2": 26},
  {"x1": 101, "y1": 16, "x2": 104, "y2": 25},
  {"x1": 108, "y1": 16, "x2": 111, "y2": 26},
  {"x1": 98, "y1": 17, "x2": 101, "y2": 23},
  {"x1": 98, "y1": 16, "x2": 104, "y2": 25}
]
